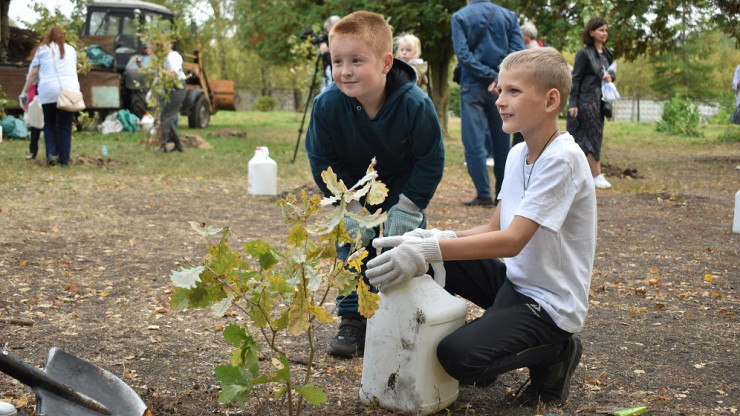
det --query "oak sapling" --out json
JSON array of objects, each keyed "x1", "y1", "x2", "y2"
[{"x1": 170, "y1": 160, "x2": 388, "y2": 415}]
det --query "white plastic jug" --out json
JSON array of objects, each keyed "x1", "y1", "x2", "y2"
[
  {"x1": 247, "y1": 146, "x2": 277, "y2": 195},
  {"x1": 359, "y1": 264, "x2": 467, "y2": 415},
  {"x1": 733, "y1": 190, "x2": 740, "y2": 234}
]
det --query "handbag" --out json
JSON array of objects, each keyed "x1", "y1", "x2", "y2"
[
  {"x1": 57, "y1": 89, "x2": 85, "y2": 112},
  {"x1": 25, "y1": 96, "x2": 45, "y2": 129},
  {"x1": 601, "y1": 99, "x2": 613, "y2": 119},
  {"x1": 52, "y1": 46, "x2": 85, "y2": 112},
  {"x1": 731, "y1": 104, "x2": 740, "y2": 125}
]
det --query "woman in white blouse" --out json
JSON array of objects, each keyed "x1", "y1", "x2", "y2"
[{"x1": 20, "y1": 27, "x2": 80, "y2": 167}]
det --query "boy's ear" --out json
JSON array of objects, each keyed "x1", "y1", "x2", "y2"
[
  {"x1": 382, "y1": 52, "x2": 394, "y2": 74},
  {"x1": 545, "y1": 88, "x2": 561, "y2": 113}
]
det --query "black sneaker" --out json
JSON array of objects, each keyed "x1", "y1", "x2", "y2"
[
  {"x1": 326, "y1": 314, "x2": 366, "y2": 358},
  {"x1": 462, "y1": 197, "x2": 495, "y2": 207},
  {"x1": 520, "y1": 335, "x2": 582, "y2": 407}
]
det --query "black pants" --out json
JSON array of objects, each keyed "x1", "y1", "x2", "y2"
[
  {"x1": 29, "y1": 127, "x2": 42, "y2": 156},
  {"x1": 159, "y1": 87, "x2": 186, "y2": 146},
  {"x1": 436, "y1": 259, "x2": 571, "y2": 385}
]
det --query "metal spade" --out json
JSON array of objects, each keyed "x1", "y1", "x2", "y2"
[{"x1": 0, "y1": 348, "x2": 150, "y2": 416}]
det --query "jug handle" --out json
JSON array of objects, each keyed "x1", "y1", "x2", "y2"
[{"x1": 431, "y1": 262, "x2": 445, "y2": 287}]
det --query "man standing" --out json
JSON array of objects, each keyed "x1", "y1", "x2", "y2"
[{"x1": 452, "y1": 0, "x2": 524, "y2": 206}]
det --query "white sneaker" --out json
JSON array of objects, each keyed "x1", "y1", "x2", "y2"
[
  {"x1": 593, "y1": 174, "x2": 612, "y2": 189},
  {"x1": 0, "y1": 401, "x2": 16, "y2": 416},
  {"x1": 486, "y1": 157, "x2": 494, "y2": 167}
]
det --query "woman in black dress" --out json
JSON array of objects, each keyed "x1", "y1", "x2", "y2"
[{"x1": 566, "y1": 17, "x2": 615, "y2": 189}]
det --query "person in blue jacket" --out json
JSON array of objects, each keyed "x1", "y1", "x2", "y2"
[
  {"x1": 305, "y1": 11, "x2": 445, "y2": 359},
  {"x1": 452, "y1": 0, "x2": 524, "y2": 207}
]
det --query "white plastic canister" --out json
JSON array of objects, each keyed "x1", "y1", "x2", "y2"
[
  {"x1": 359, "y1": 264, "x2": 467, "y2": 415},
  {"x1": 733, "y1": 190, "x2": 740, "y2": 234},
  {"x1": 247, "y1": 146, "x2": 277, "y2": 195}
]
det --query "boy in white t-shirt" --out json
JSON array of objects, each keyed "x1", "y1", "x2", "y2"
[{"x1": 366, "y1": 47, "x2": 596, "y2": 407}]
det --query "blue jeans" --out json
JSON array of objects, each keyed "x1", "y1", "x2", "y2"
[
  {"x1": 335, "y1": 213, "x2": 427, "y2": 317},
  {"x1": 42, "y1": 103, "x2": 74, "y2": 165},
  {"x1": 460, "y1": 83, "x2": 510, "y2": 199}
]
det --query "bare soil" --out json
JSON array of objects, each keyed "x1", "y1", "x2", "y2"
[{"x1": 1, "y1": 152, "x2": 738, "y2": 415}]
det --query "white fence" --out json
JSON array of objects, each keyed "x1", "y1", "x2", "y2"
[
  {"x1": 234, "y1": 89, "x2": 722, "y2": 123},
  {"x1": 612, "y1": 99, "x2": 720, "y2": 122}
]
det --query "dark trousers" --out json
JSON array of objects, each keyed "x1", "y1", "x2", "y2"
[
  {"x1": 436, "y1": 259, "x2": 571, "y2": 385},
  {"x1": 29, "y1": 127, "x2": 42, "y2": 156},
  {"x1": 42, "y1": 103, "x2": 74, "y2": 165},
  {"x1": 159, "y1": 87, "x2": 186, "y2": 146}
]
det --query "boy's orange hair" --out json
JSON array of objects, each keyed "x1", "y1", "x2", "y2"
[{"x1": 329, "y1": 11, "x2": 393, "y2": 59}]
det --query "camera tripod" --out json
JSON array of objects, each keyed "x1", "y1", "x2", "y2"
[{"x1": 291, "y1": 51, "x2": 325, "y2": 163}]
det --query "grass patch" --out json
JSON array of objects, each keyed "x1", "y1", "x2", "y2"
[{"x1": 0, "y1": 112, "x2": 737, "y2": 196}]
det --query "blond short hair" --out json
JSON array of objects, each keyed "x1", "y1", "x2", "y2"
[
  {"x1": 500, "y1": 47, "x2": 572, "y2": 112},
  {"x1": 395, "y1": 33, "x2": 421, "y2": 60},
  {"x1": 329, "y1": 11, "x2": 393, "y2": 59}
]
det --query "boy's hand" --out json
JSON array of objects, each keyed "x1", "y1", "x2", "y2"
[
  {"x1": 403, "y1": 228, "x2": 457, "y2": 240},
  {"x1": 367, "y1": 237, "x2": 442, "y2": 292},
  {"x1": 383, "y1": 194, "x2": 423, "y2": 237}
]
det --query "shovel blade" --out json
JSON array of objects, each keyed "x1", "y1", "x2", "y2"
[{"x1": 35, "y1": 348, "x2": 148, "y2": 416}]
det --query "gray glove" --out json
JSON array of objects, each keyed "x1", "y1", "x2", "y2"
[
  {"x1": 403, "y1": 228, "x2": 457, "y2": 240},
  {"x1": 383, "y1": 194, "x2": 423, "y2": 237},
  {"x1": 366, "y1": 237, "x2": 442, "y2": 292},
  {"x1": 19, "y1": 92, "x2": 29, "y2": 109},
  {"x1": 343, "y1": 200, "x2": 375, "y2": 247}
]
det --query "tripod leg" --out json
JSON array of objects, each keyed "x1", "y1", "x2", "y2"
[{"x1": 291, "y1": 52, "x2": 324, "y2": 163}]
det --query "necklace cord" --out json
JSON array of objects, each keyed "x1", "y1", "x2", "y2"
[{"x1": 523, "y1": 128, "x2": 559, "y2": 191}]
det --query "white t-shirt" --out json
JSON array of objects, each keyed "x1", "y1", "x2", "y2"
[
  {"x1": 498, "y1": 132, "x2": 597, "y2": 333},
  {"x1": 165, "y1": 50, "x2": 186, "y2": 82},
  {"x1": 31, "y1": 43, "x2": 80, "y2": 105}
]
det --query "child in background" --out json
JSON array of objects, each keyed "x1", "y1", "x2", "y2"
[
  {"x1": 394, "y1": 33, "x2": 430, "y2": 92},
  {"x1": 367, "y1": 47, "x2": 596, "y2": 407},
  {"x1": 305, "y1": 11, "x2": 445, "y2": 359}
]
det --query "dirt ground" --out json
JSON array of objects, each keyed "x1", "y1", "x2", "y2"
[{"x1": 1, "y1": 150, "x2": 738, "y2": 415}]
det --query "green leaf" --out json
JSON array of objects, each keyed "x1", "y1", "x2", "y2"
[
  {"x1": 215, "y1": 365, "x2": 252, "y2": 407},
  {"x1": 169, "y1": 287, "x2": 190, "y2": 311},
  {"x1": 189, "y1": 221, "x2": 226, "y2": 238},
  {"x1": 215, "y1": 364, "x2": 248, "y2": 385},
  {"x1": 169, "y1": 265, "x2": 204, "y2": 289},
  {"x1": 223, "y1": 324, "x2": 247, "y2": 347},
  {"x1": 294, "y1": 382, "x2": 328, "y2": 405},
  {"x1": 244, "y1": 240, "x2": 278, "y2": 270}
]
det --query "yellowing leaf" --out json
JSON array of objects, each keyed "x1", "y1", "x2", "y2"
[
  {"x1": 357, "y1": 279, "x2": 380, "y2": 319},
  {"x1": 704, "y1": 273, "x2": 714, "y2": 282}
]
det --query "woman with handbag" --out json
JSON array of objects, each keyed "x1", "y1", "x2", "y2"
[
  {"x1": 566, "y1": 18, "x2": 615, "y2": 189},
  {"x1": 20, "y1": 27, "x2": 80, "y2": 167}
]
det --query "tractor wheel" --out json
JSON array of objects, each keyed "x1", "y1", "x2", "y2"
[
  {"x1": 188, "y1": 95, "x2": 210, "y2": 128},
  {"x1": 129, "y1": 90, "x2": 148, "y2": 118}
]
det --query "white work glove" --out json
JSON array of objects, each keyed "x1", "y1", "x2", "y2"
[
  {"x1": 19, "y1": 92, "x2": 29, "y2": 109},
  {"x1": 366, "y1": 237, "x2": 442, "y2": 292},
  {"x1": 403, "y1": 228, "x2": 457, "y2": 240}
]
